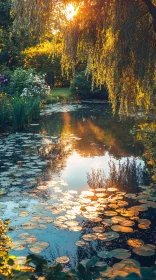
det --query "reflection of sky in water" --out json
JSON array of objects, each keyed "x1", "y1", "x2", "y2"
[
  {"x1": 1, "y1": 103, "x2": 154, "y2": 268},
  {"x1": 56, "y1": 151, "x2": 144, "y2": 192}
]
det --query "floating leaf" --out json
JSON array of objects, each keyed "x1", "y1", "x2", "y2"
[
  {"x1": 19, "y1": 211, "x2": 30, "y2": 218},
  {"x1": 92, "y1": 226, "x2": 104, "y2": 233},
  {"x1": 97, "y1": 250, "x2": 113, "y2": 259},
  {"x1": 29, "y1": 241, "x2": 49, "y2": 253},
  {"x1": 97, "y1": 231, "x2": 119, "y2": 241},
  {"x1": 21, "y1": 222, "x2": 37, "y2": 230},
  {"x1": 127, "y1": 239, "x2": 144, "y2": 248},
  {"x1": 111, "y1": 249, "x2": 131, "y2": 259},
  {"x1": 12, "y1": 241, "x2": 26, "y2": 251},
  {"x1": 69, "y1": 226, "x2": 82, "y2": 231},
  {"x1": 82, "y1": 234, "x2": 97, "y2": 241},
  {"x1": 133, "y1": 245, "x2": 155, "y2": 256},
  {"x1": 138, "y1": 219, "x2": 151, "y2": 229},
  {"x1": 104, "y1": 211, "x2": 117, "y2": 216},
  {"x1": 65, "y1": 220, "x2": 79, "y2": 227},
  {"x1": 111, "y1": 216, "x2": 126, "y2": 224},
  {"x1": 119, "y1": 220, "x2": 134, "y2": 227},
  {"x1": 37, "y1": 185, "x2": 48, "y2": 190},
  {"x1": 56, "y1": 256, "x2": 69, "y2": 264},
  {"x1": 111, "y1": 225, "x2": 133, "y2": 233},
  {"x1": 75, "y1": 240, "x2": 87, "y2": 247}
]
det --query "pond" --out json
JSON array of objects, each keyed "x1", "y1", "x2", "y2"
[{"x1": 0, "y1": 103, "x2": 155, "y2": 276}]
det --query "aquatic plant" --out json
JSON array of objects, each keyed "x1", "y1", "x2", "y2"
[
  {"x1": 0, "y1": 93, "x2": 11, "y2": 131},
  {"x1": 11, "y1": 97, "x2": 28, "y2": 130},
  {"x1": 11, "y1": 97, "x2": 40, "y2": 130},
  {"x1": 0, "y1": 252, "x2": 155, "y2": 280}
]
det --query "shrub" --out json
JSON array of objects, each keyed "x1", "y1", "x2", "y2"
[
  {"x1": 0, "y1": 73, "x2": 9, "y2": 92},
  {"x1": 70, "y1": 71, "x2": 108, "y2": 100},
  {"x1": 7, "y1": 68, "x2": 50, "y2": 98}
]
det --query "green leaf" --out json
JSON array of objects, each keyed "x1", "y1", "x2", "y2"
[
  {"x1": 86, "y1": 257, "x2": 98, "y2": 270},
  {"x1": 125, "y1": 272, "x2": 141, "y2": 280},
  {"x1": 140, "y1": 267, "x2": 155, "y2": 280},
  {"x1": 77, "y1": 264, "x2": 86, "y2": 274},
  {"x1": 7, "y1": 258, "x2": 15, "y2": 266}
]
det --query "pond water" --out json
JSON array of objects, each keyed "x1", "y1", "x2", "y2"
[{"x1": 0, "y1": 103, "x2": 155, "y2": 275}]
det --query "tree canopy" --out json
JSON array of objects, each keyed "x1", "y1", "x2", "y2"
[{"x1": 10, "y1": 0, "x2": 156, "y2": 114}]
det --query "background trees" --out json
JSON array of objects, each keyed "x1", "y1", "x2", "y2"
[{"x1": 2, "y1": 0, "x2": 156, "y2": 114}]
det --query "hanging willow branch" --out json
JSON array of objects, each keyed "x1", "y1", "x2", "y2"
[{"x1": 11, "y1": 0, "x2": 156, "y2": 115}]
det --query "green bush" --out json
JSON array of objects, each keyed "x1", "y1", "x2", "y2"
[
  {"x1": 6, "y1": 68, "x2": 50, "y2": 98},
  {"x1": 7, "y1": 68, "x2": 34, "y2": 95},
  {"x1": 70, "y1": 71, "x2": 108, "y2": 100}
]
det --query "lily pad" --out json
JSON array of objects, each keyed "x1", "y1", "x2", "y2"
[
  {"x1": 97, "y1": 250, "x2": 113, "y2": 259},
  {"x1": 111, "y1": 249, "x2": 131, "y2": 259},
  {"x1": 12, "y1": 241, "x2": 26, "y2": 251},
  {"x1": 97, "y1": 231, "x2": 119, "y2": 241},
  {"x1": 119, "y1": 220, "x2": 134, "y2": 227},
  {"x1": 29, "y1": 241, "x2": 49, "y2": 254},
  {"x1": 92, "y1": 226, "x2": 104, "y2": 233},
  {"x1": 127, "y1": 239, "x2": 144, "y2": 248},
  {"x1": 56, "y1": 256, "x2": 70, "y2": 264},
  {"x1": 65, "y1": 220, "x2": 79, "y2": 227},
  {"x1": 75, "y1": 240, "x2": 87, "y2": 247},
  {"x1": 69, "y1": 226, "x2": 82, "y2": 231},
  {"x1": 104, "y1": 210, "x2": 117, "y2": 216},
  {"x1": 111, "y1": 225, "x2": 133, "y2": 233},
  {"x1": 82, "y1": 234, "x2": 97, "y2": 241},
  {"x1": 133, "y1": 245, "x2": 155, "y2": 256}
]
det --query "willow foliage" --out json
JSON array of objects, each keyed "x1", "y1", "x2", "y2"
[{"x1": 11, "y1": 0, "x2": 156, "y2": 115}]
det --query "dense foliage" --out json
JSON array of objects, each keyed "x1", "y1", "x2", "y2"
[
  {"x1": 10, "y1": 0, "x2": 156, "y2": 114},
  {"x1": 70, "y1": 71, "x2": 108, "y2": 99}
]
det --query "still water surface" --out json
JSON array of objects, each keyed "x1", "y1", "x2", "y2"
[{"x1": 0, "y1": 103, "x2": 155, "y2": 269}]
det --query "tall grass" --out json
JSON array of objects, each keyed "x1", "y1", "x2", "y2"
[
  {"x1": 11, "y1": 97, "x2": 40, "y2": 130},
  {"x1": 0, "y1": 105, "x2": 10, "y2": 131},
  {"x1": 27, "y1": 97, "x2": 40, "y2": 122},
  {"x1": 11, "y1": 98, "x2": 28, "y2": 130}
]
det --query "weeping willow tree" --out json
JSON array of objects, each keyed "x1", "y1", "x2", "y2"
[{"x1": 11, "y1": 0, "x2": 156, "y2": 115}]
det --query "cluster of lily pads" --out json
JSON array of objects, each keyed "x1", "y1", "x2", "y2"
[
  {"x1": 6, "y1": 182, "x2": 156, "y2": 275},
  {"x1": 0, "y1": 132, "x2": 156, "y2": 279}
]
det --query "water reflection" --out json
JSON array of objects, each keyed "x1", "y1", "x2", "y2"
[
  {"x1": 0, "y1": 103, "x2": 155, "y2": 273},
  {"x1": 38, "y1": 104, "x2": 144, "y2": 159}
]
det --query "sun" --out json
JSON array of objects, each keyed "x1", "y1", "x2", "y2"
[{"x1": 65, "y1": 3, "x2": 78, "y2": 21}]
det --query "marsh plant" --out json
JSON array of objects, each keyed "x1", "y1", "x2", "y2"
[
  {"x1": 11, "y1": 97, "x2": 40, "y2": 130},
  {"x1": 0, "y1": 94, "x2": 10, "y2": 131}
]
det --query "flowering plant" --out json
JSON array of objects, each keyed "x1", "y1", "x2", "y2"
[
  {"x1": 8, "y1": 68, "x2": 50, "y2": 99},
  {"x1": 0, "y1": 74, "x2": 8, "y2": 89},
  {"x1": 20, "y1": 73, "x2": 50, "y2": 98}
]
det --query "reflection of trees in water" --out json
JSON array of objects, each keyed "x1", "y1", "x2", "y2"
[
  {"x1": 40, "y1": 106, "x2": 144, "y2": 159},
  {"x1": 87, "y1": 159, "x2": 147, "y2": 192},
  {"x1": 76, "y1": 160, "x2": 155, "y2": 266},
  {"x1": 39, "y1": 137, "x2": 72, "y2": 174}
]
